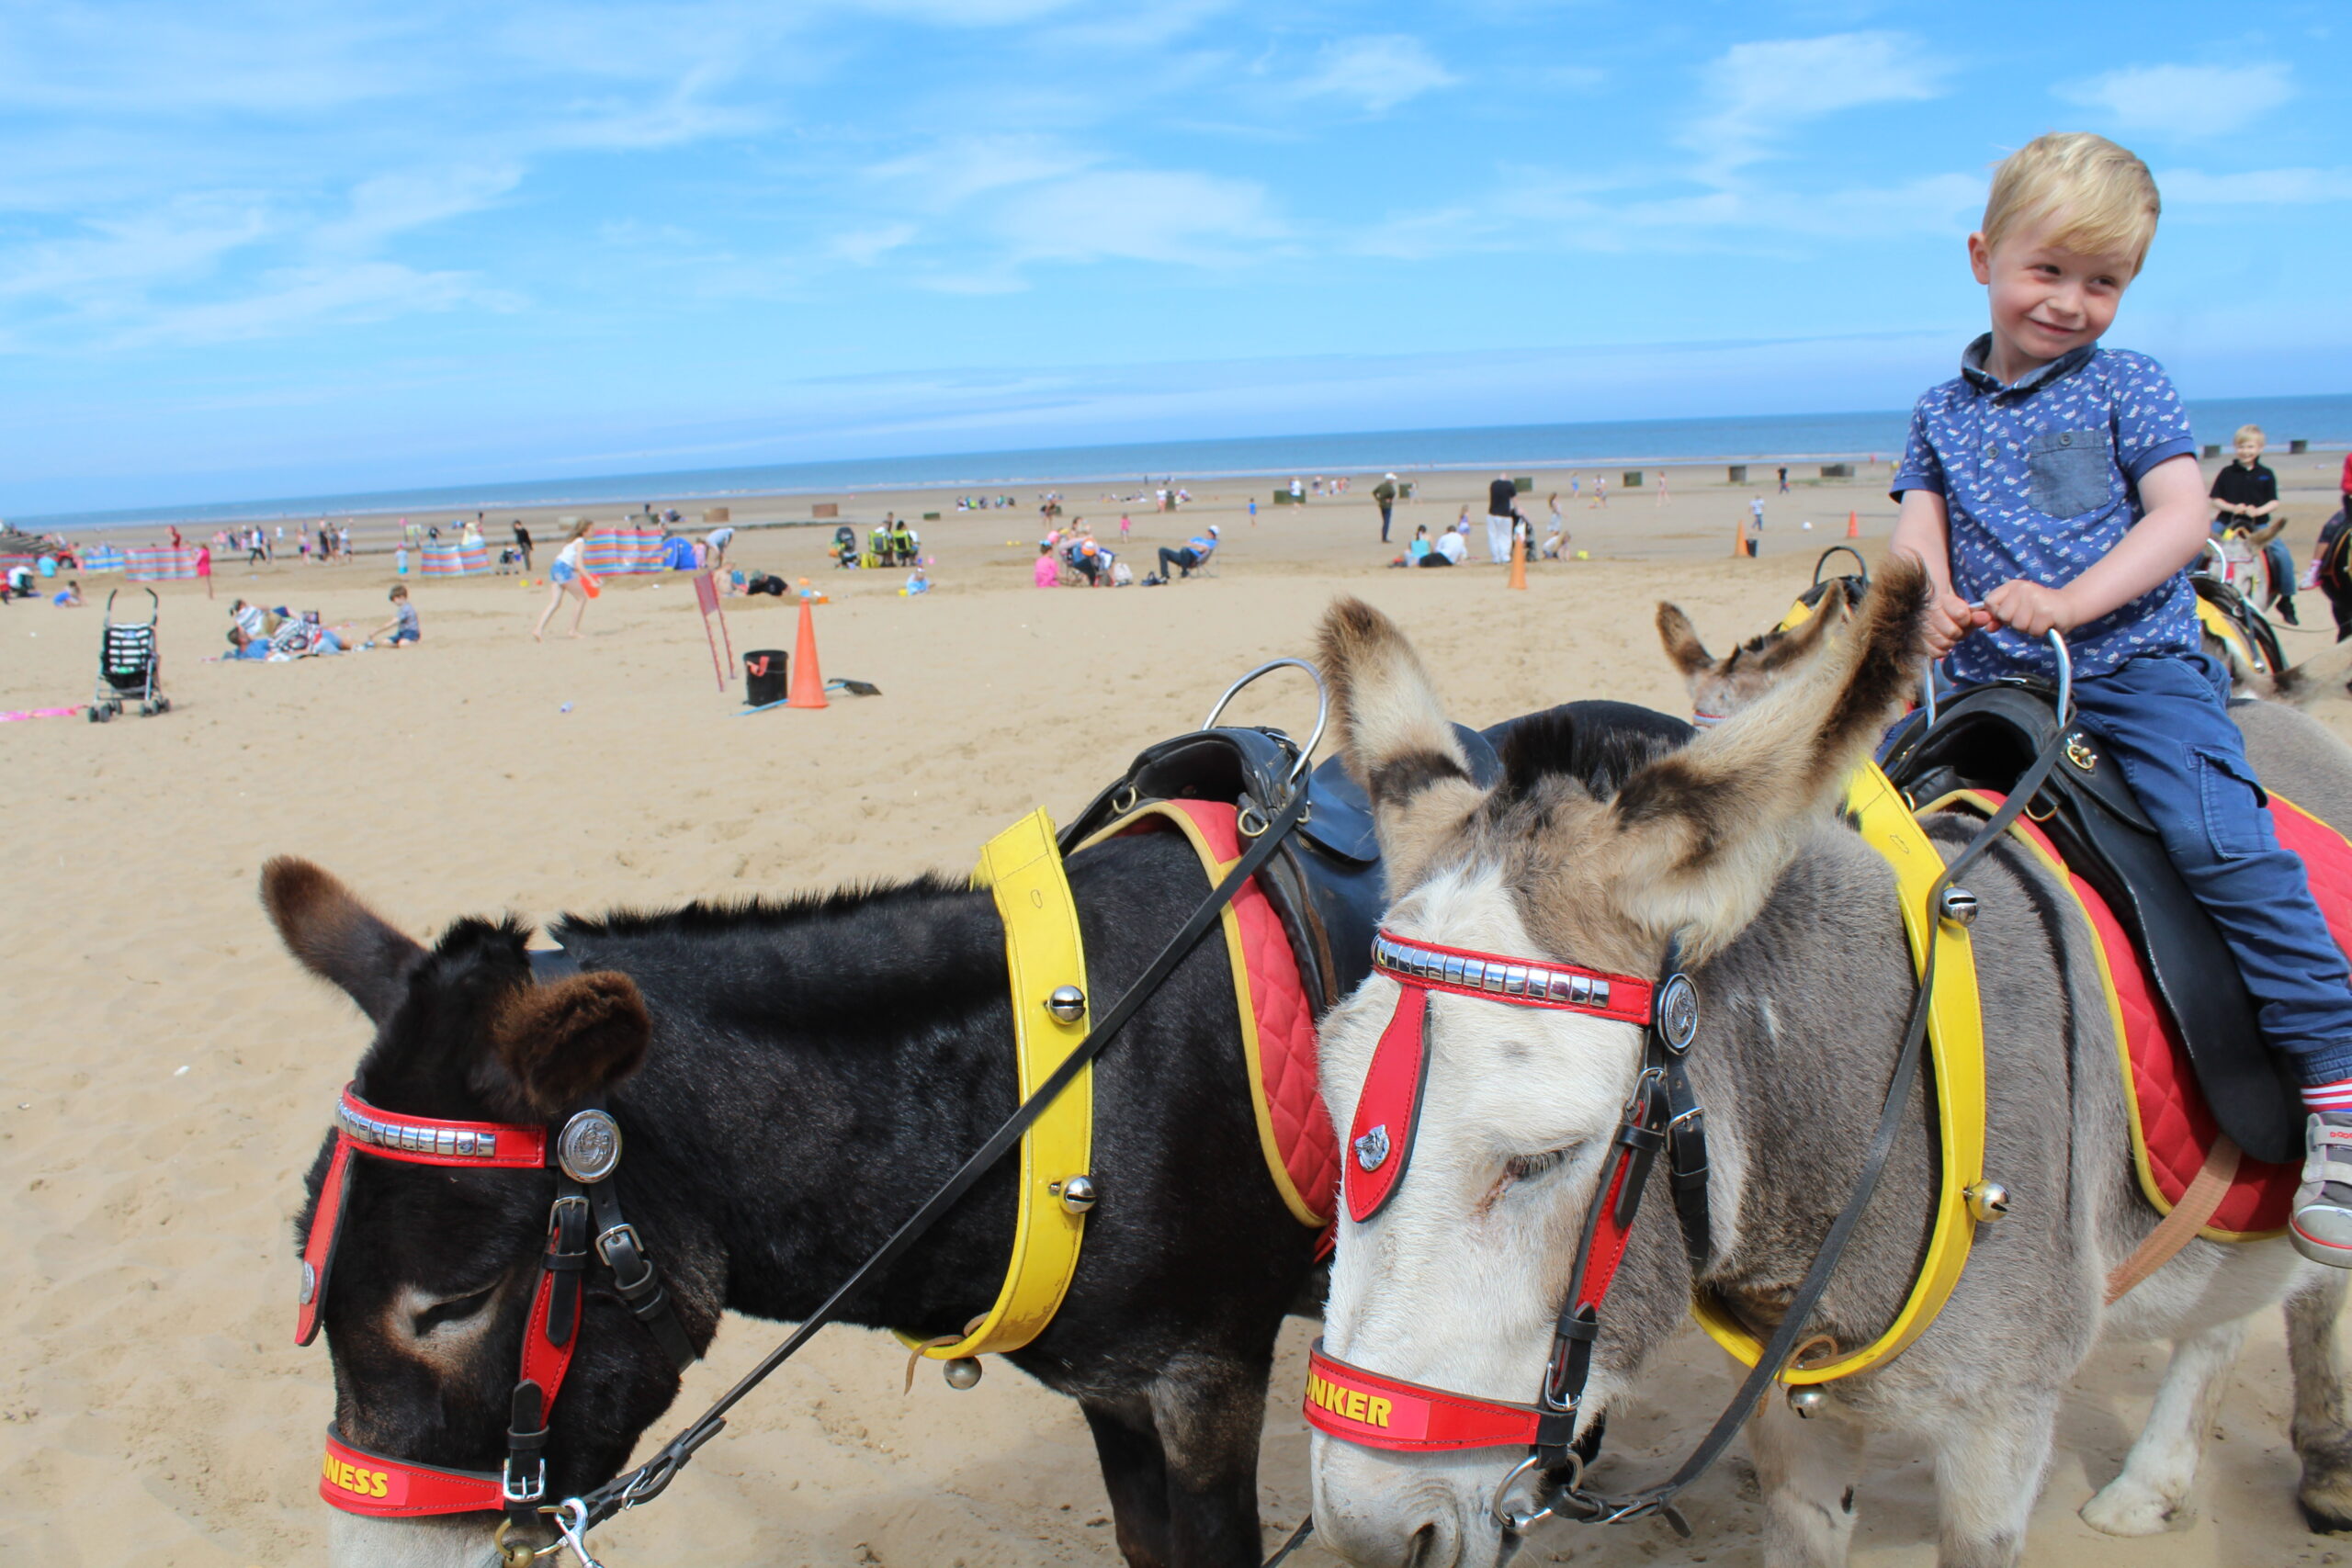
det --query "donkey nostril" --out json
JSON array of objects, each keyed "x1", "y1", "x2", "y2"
[{"x1": 1405, "y1": 1522, "x2": 1439, "y2": 1568}]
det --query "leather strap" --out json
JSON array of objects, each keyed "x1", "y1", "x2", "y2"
[
  {"x1": 907, "y1": 807, "x2": 1094, "y2": 1360},
  {"x1": 1343, "y1": 987, "x2": 1430, "y2": 1223},
  {"x1": 2104, "y1": 1137, "x2": 2242, "y2": 1303}
]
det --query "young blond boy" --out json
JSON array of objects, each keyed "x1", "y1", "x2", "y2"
[
  {"x1": 2212, "y1": 423, "x2": 2298, "y2": 623},
  {"x1": 1890, "y1": 132, "x2": 2352, "y2": 1266}
]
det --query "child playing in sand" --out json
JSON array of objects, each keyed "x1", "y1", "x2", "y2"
[
  {"x1": 1034, "y1": 543, "x2": 1058, "y2": 588},
  {"x1": 366, "y1": 585, "x2": 420, "y2": 648},
  {"x1": 1889, "y1": 132, "x2": 2352, "y2": 1265},
  {"x1": 533, "y1": 520, "x2": 595, "y2": 640}
]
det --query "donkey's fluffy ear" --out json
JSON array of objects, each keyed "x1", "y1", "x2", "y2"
[
  {"x1": 261, "y1": 856, "x2": 424, "y2": 1024},
  {"x1": 1604, "y1": 558, "x2": 1928, "y2": 958},
  {"x1": 1317, "y1": 597, "x2": 1486, "y2": 881},
  {"x1": 482, "y1": 972, "x2": 651, "y2": 1117},
  {"x1": 1656, "y1": 603, "x2": 1713, "y2": 679},
  {"x1": 1755, "y1": 581, "x2": 1846, "y2": 672}
]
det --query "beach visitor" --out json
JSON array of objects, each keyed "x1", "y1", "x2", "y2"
[
  {"x1": 51, "y1": 579, "x2": 82, "y2": 607},
  {"x1": 1119, "y1": 514, "x2": 1132, "y2": 545},
  {"x1": 1034, "y1": 543, "x2": 1058, "y2": 588},
  {"x1": 1156, "y1": 525, "x2": 1219, "y2": 581},
  {"x1": 1407, "y1": 524, "x2": 1431, "y2": 564},
  {"x1": 1374, "y1": 473, "x2": 1399, "y2": 542},
  {"x1": 1656, "y1": 471, "x2": 1671, "y2": 507},
  {"x1": 1427, "y1": 521, "x2": 1468, "y2": 566},
  {"x1": 2315, "y1": 505, "x2": 2352, "y2": 642},
  {"x1": 1777, "y1": 465, "x2": 1790, "y2": 492},
  {"x1": 338, "y1": 525, "x2": 351, "y2": 560},
  {"x1": 514, "y1": 521, "x2": 534, "y2": 570},
  {"x1": 1540, "y1": 520, "x2": 1567, "y2": 559},
  {"x1": 1248, "y1": 498, "x2": 1258, "y2": 524},
  {"x1": 1749, "y1": 494, "x2": 1767, "y2": 534},
  {"x1": 533, "y1": 520, "x2": 595, "y2": 641},
  {"x1": 1547, "y1": 492, "x2": 1563, "y2": 539},
  {"x1": 1889, "y1": 131, "x2": 2352, "y2": 1266},
  {"x1": 367, "y1": 585, "x2": 421, "y2": 648},
  {"x1": 2211, "y1": 424, "x2": 2299, "y2": 623},
  {"x1": 1289, "y1": 478, "x2": 1305, "y2": 503},
  {"x1": 1485, "y1": 473, "x2": 1520, "y2": 564},
  {"x1": 707, "y1": 524, "x2": 737, "y2": 570},
  {"x1": 1594, "y1": 474, "x2": 1608, "y2": 508}
]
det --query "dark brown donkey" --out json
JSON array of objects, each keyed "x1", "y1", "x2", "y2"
[{"x1": 266, "y1": 838, "x2": 1324, "y2": 1568}]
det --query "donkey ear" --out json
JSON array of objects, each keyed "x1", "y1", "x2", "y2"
[
  {"x1": 1317, "y1": 597, "x2": 1487, "y2": 880},
  {"x1": 1656, "y1": 603, "x2": 1714, "y2": 679},
  {"x1": 261, "y1": 856, "x2": 424, "y2": 1024},
  {"x1": 1602, "y1": 558, "x2": 1928, "y2": 958},
  {"x1": 481, "y1": 972, "x2": 650, "y2": 1118},
  {"x1": 1755, "y1": 582, "x2": 1846, "y2": 672}
]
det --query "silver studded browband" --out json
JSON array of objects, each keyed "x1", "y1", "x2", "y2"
[
  {"x1": 1373, "y1": 931, "x2": 1611, "y2": 1010},
  {"x1": 336, "y1": 1100, "x2": 504, "y2": 1160}
]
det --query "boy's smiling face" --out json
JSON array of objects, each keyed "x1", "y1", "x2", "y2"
[{"x1": 1966, "y1": 212, "x2": 2138, "y2": 382}]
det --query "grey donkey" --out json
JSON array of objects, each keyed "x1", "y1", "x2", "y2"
[{"x1": 1303, "y1": 558, "x2": 2352, "y2": 1568}]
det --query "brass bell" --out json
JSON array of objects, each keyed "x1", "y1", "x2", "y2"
[
  {"x1": 943, "y1": 1357, "x2": 984, "y2": 1390},
  {"x1": 1055, "y1": 1174, "x2": 1098, "y2": 1213},
  {"x1": 1046, "y1": 985, "x2": 1087, "y2": 1023},
  {"x1": 1939, "y1": 886, "x2": 1979, "y2": 930},
  {"x1": 1964, "y1": 1180, "x2": 2010, "y2": 1222},
  {"x1": 1786, "y1": 1386, "x2": 1827, "y2": 1420}
]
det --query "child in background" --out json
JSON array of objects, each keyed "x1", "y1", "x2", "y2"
[
  {"x1": 1034, "y1": 543, "x2": 1058, "y2": 588},
  {"x1": 367, "y1": 585, "x2": 421, "y2": 648},
  {"x1": 1119, "y1": 514, "x2": 1132, "y2": 546},
  {"x1": 1888, "y1": 131, "x2": 2352, "y2": 1266}
]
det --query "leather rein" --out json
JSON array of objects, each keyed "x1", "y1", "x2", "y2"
[
  {"x1": 1304, "y1": 723, "x2": 2069, "y2": 1540},
  {"x1": 299, "y1": 791, "x2": 1313, "y2": 1566}
]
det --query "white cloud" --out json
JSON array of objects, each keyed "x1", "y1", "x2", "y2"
[
  {"x1": 2158, "y1": 166, "x2": 2352, "y2": 206},
  {"x1": 120, "y1": 263, "x2": 515, "y2": 348},
  {"x1": 1688, "y1": 32, "x2": 1947, "y2": 175},
  {"x1": 311, "y1": 165, "x2": 523, "y2": 258},
  {"x1": 993, "y1": 168, "x2": 1282, "y2": 266},
  {"x1": 1298, "y1": 35, "x2": 1458, "y2": 114},
  {"x1": 2056, "y1": 62, "x2": 2293, "y2": 140},
  {"x1": 866, "y1": 136, "x2": 1101, "y2": 209}
]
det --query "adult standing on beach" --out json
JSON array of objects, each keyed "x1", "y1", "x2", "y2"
[
  {"x1": 1777, "y1": 465, "x2": 1790, "y2": 492},
  {"x1": 706, "y1": 523, "x2": 736, "y2": 569},
  {"x1": 533, "y1": 520, "x2": 595, "y2": 641},
  {"x1": 1374, "y1": 473, "x2": 1399, "y2": 542},
  {"x1": 1485, "y1": 473, "x2": 1519, "y2": 564},
  {"x1": 513, "y1": 521, "x2": 533, "y2": 570}
]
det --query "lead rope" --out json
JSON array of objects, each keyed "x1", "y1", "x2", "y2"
[
  {"x1": 1536, "y1": 708, "x2": 2073, "y2": 1531},
  {"x1": 554, "y1": 790, "x2": 1316, "y2": 1547}
]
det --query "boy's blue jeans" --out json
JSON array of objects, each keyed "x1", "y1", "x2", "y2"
[{"x1": 2072, "y1": 652, "x2": 2352, "y2": 1085}]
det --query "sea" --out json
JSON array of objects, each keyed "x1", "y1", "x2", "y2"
[{"x1": 23, "y1": 393, "x2": 2351, "y2": 534}]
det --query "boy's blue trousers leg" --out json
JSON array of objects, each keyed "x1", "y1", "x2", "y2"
[{"x1": 2071, "y1": 652, "x2": 2352, "y2": 1085}]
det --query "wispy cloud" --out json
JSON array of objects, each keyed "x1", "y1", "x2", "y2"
[
  {"x1": 2159, "y1": 166, "x2": 2352, "y2": 206},
  {"x1": 1686, "y1": 32, "x2": 1948, "y2": 176},
  {"x1": 2056, "y1": 62, "x2": 2293, "y2": 141},
  {"x1": 1298, "y1": 35, "x2": 1458, "y2": 114}
]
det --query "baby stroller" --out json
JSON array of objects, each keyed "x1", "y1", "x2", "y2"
[
  {"x1": 832, "y1": 525, "x2": 859, "y2": 569},
  {"x1": 88, "y1": 588, "x2": 167, "y2": 722}
]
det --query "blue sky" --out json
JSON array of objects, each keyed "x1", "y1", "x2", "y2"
[{"x1": 3, "y1": 1, "x2": 2346, "y2": 516}]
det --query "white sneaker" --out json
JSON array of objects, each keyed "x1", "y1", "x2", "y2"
[{"x1": 2290, "y1": 1112, "x2": 2352, "y2": 1268}]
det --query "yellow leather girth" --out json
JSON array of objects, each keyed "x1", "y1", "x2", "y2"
[
  {"x1": 1690, "y1": 762, "x2": 1989, "y2": 1385},
  {"x1": 2195, "y1": 597, "x2": 2256, "y2": 671},
  {"x1": 898, "y1": 808, "x2": 1093, "y2": 1362}
]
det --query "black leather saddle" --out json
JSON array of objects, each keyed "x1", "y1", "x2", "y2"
[
  {"x1": 1061, "y1": 700, "x2": 1693, "y2": 1019},
  {"x1": 1881, "y1": 683, "x2": 2301, "y2": 1164}
]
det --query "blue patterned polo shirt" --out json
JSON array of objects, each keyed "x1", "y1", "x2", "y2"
[{"x1": 1892, "y1": 334, "x2": 2199, "y2": 684}]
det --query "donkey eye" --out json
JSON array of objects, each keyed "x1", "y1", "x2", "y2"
[
  {"x1": 1504, "y1": 1144, "x2": 1581, "y2": 1184},
  {"x1": 413, "y1": 1284, "x2": 498, "y2": 1336}
]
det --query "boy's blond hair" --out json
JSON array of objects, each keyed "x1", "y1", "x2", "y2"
[
  {"x1": 1982, "y1": 132, "x2": 2160, "y2": 273},
  {"x1": 2234, "y1": 423, "x2": 2266, "y2": 446}
]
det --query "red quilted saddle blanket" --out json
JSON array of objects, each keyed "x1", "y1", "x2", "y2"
[
  {"x1": 1101, "y1": 799, "x2": 1340, "y2": 1229},
  {"x1": 1942, "y1": 792, "x2": 2352, "y2": 1238}
]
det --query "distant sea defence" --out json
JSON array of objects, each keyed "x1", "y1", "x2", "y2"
[{"x1": 28, "y1": 394, "x2": 2352, "y2": 533}]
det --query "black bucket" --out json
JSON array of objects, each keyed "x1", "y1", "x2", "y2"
[{"x1": 745, "y1": 649, "x2": 788, "y2": 706}]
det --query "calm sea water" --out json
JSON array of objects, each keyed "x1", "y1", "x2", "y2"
[{"x1": 28, "y1": 394, "x2": 2351, "y2": 533}]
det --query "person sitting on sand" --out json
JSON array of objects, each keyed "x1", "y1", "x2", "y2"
[
  {"x1": 1034, "y1": 542, "x2": 1059, "y2": 588},
  {"x1": 1424, "y1": 521, "x2": 1469, "y2": 566},
  {"x1": 51, "y1": 579, "x2": 83, "y2": 606},
  {"x1": 366, "y1": 584, "x2": 421, "y2": 648},
  {"x1": 533, "y1": 520, "x2": 595, "y2": 641}
]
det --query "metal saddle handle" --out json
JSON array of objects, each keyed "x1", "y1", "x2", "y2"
[
  {"x1": 1926, "y1": 627, "x2": 2068, "y2": 730},
  {"x1": 1202, "y1": 658, "x2": 1330, "y2": 795}
]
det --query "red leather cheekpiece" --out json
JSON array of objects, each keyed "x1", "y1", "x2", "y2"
[
  {"x1": 1302, "y1": 1340, "x2": 1543, "y2": 1451},
  {"x1": 320, "y1": 1425, "x2": 507, "y2": 1517},
  {"x1": 1344, "y1": 986, "x2": 1430, "y2": 1223}
]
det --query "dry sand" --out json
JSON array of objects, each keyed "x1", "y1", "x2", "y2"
[{"x1": 6, "y1": 455, "x2": 2352, "y2": 1566}]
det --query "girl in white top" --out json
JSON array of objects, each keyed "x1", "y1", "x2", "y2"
[{"x1": 533, "y1": 520, "x2": 596, "y2": 641}]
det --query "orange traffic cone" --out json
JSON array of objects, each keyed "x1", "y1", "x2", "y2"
[
  {"x1": 1846, "y1": 509, "x2": 1860, "y2": 539},
  {"x1": 786, "y1": 599, "x2": 829, "y2": 709},
  {"x1": 1508, "y1": 533, "x2": 1527, "y2": 590}
]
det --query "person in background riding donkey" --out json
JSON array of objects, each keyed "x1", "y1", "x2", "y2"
[
  {"x1": 2212, "y1": 423, "x2": 2299, "y2": 624},
  {"x1": 1893, "y1": 133, "x2": 2352, "y2": 1267}
]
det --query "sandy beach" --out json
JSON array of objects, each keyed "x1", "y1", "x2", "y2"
[{"x1": 8, "y1": 451, "x2": 2352, "y2": 1567}]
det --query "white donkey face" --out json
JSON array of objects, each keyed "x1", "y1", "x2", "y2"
[
  {"x1": 1312, "y1": 862, "x2": 1645, "y2": 1568},
  {"x1": 1304, "y1": 572, "x2": 1925, "y2": 1568}
]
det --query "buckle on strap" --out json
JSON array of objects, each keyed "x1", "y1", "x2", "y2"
[{"x1": 595, "y1": 1224, "x2": 651, "y2": 1289}]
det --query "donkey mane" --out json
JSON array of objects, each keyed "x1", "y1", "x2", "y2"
[{"x1": 550, "y1": 870, "x2": 971, "y2": 942}]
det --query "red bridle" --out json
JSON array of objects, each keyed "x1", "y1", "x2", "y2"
[
  {"x1": 300, "y1": 1082, "x2": 692, "y2": 1523},
  {"x1": 1307, "y1": 928, "x2": 1708, "y2": 1526}
]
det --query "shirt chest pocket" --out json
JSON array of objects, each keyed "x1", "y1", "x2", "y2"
[{"x1": 2026, "y1": 427, "x2": 2113, "y2": 517}]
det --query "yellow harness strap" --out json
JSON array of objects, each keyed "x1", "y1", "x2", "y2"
[
  {"x1": 2195, "y1": 597, "x2": 2256, "y2": 670},
  {"x1": 901, "y1": 808, "x2": 1093, "y2": 1362},
  {"x1": 1690, "y1": 762, "x2": 1989, "y2": 1385}
]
